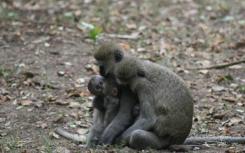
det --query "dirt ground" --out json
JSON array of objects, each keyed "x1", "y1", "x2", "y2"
[{"x1": 0, "y1": 0, "x2": 244, "y2": 153}]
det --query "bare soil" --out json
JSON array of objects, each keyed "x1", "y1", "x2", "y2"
[{"x1": 0, "y1": 0, "x2": 244, "y2": 153}]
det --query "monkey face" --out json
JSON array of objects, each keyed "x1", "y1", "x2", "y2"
[
  {"x1": 94, "y1": 43, "x2": 124, "y2": 77},
  {"x1": 97, "y1": 61, "x2": 110, "y2": 77},
  {"x1": 94, "y1": 81, "x2": 104, "y2": 94},
  {"x1": 88, "y1": 75, "x2": 105, "y2": 95}
]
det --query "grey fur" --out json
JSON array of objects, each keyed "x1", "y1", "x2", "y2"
[{"x1": 114, "y1": 57, "x2": 194, "y2": 149}]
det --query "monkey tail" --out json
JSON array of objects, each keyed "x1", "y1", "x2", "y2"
[
  {"x1": 55, "y1": 127, "x2": 86, "y2": 143},
  {"x1": 184, "y1": 136, "x2": 245, "y2": 145}
]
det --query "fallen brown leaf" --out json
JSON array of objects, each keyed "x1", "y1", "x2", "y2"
[
  {"x1": 229, "y1": 39, "x2": 245, "y2": 49},
  {"x1": 222, "y1": 97, "x2": 236, "y2": 103},
  {"x1": 68, "y1": 101, "x2": 81, "y2": 108},
  {"x1": 36, "y1": 121, "x2": 48, "y2": 129},
  {"x1": 80, "y1": 90, "x2": 90, "y2": 97},
  {"x1": 85, "y1": 64, "x2": 98, "y2": 74},
  {"x1": 19, "y1": 99, "x2": 33, "y2": 106},
  {"x1": 229, "y1": 117, "x2": 243, "y2": 126},
  {"x1": 55, "y1": 100, "x2": 69, "y2": 105}
]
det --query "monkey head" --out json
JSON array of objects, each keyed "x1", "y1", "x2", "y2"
[
  {"x1": 94, "y1": 43, "x2": 124, "y2": 76},
  {"x1": 88, "y1": 75, "x2": 104, "y2": 96},
  {"x1": 114, "y1": 57, "x2": 145, "y2": 85}
]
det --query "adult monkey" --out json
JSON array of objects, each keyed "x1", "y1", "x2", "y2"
[
  {"x1": 114, "y1": 56, "x2": 193, "y2": 149},
  {"x1": 94, "y1": 43, "x2": 140, "y2": 145},
  {"x1": 94, "y1": 43, "x2": 192, "y2": 148},
  {"x1": 114, "y1": 57, "x2": 245, "y2": 149},
  {"x1": 94, "y1": 43, "x2": 245, "y2": 149}
]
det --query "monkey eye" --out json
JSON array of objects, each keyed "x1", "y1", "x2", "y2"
[
  {"x1": 114, "y1": 50, "x2": 123, "y2": 62},
  {"x1": 99, "y1": 81, "x2": 103, "y2": 86},
  {"x1": 95, "y1": 85, "x2": 101, "y2": 90}
]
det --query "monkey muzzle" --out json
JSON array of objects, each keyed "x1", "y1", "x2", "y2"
[{"x1": 99, "y1": 65, "x2": 106, "y2": 76}]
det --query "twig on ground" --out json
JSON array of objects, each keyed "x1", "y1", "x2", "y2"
[
  {"x1": 103, "y1": 33, "x2": 139, "y2": 40},
  {"x1": 169, "y1": 144, "x2": 208, "y2": 152},
  {"x1": 185, "y1": 136, "x2": 245, "y2": 145},
  {"x1": 187, "y1": 59, "x2": 245, "y2": 70}
]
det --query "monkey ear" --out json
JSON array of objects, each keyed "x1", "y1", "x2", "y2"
[
  {"x1": 112, "y1": 88, "x2": 118, "y2": 96},
  {"x1": 114, "y1": 49, "x2": 124, "y2": 62},
  {"x1": 137, "y1": 69, "x2": 145, "y2": 77}
]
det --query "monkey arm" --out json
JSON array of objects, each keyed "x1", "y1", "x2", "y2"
[
  {"x1": 100, "y1": 90, "x2": 136, "y2": 145},
  {"x1": 86, "y1": 109, "x2": 105, "y2": 147},
  {"x1": 103, "y1": 97, "x2": 119, "y2": 127},
  {"x1": 120, "y1": 92, "x2": 156, "y2": 142},
  {"x1": 93, "y1": 96, "x2": 105, "y2": 112},
  {"x1": 100, "y1": 113, "x2": 133, "y2": 145}
]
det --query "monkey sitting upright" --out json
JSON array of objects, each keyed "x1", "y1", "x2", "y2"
[
  {"x1": 93, "y1": 43, "x2": 193, "y2": 148},
  {"x1": 86, "y1": 75, "x2": 119, "y2": 147},
  {"x1": 113, "y1": 56, "x2": 194, "y2": 149},
  {"x1": 86, "y1": 75, "x2": 139, "y2": 147}
]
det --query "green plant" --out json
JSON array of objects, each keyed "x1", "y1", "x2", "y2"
[
  {"x1": 0, "y1": 66, "x2": 10, "y2": 78},
  {"x1": 89, "y1": 26, "x2": 102, "y2": 42},
  {"x1": 42, "y1": 136, "x2": 54, "y2": 153},
  {"x1": 238, "y1": 85, "x2": 245, "y2": 94},
  {"x1": 77, "y1": 21, "x2": 103, "y2": 42}
]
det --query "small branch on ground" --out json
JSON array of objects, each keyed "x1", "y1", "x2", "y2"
[
  {"x1": 185, "y1": 136, "x2": 245, "y2": 145},
  {"x1": 187, "y1": 59, "x2": 245, "y2": 70},
  {"x1": 103, "y1": 33, "x2": 139, "y2": 40},
  {"x1": 169, "y1": 144, "x2": 208, "y2": 152}
]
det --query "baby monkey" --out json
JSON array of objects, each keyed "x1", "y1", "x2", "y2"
[
  {"x1": 88, "y1": 75, "x2": 120, "y2": 127},
  {"x1": 86, "y1": 75, "x2": 119, "y2": 147},
  {"x1": 87, "y1": 75, "x2": 139, "y2": 147}
]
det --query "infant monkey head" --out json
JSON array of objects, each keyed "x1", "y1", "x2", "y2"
[
  {"x1": 88, "y1": 75, "x2": 104, "y2": 96},
  {"x1": 88, "y1": 75, "x2": 118, "y2": 97}
]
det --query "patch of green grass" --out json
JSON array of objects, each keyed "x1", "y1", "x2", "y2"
[
  {"x1": 77, "y1": 21, "x2": 103, "y2": 42},
  {"x1": 238, "y1": 85, "x2": 245, "y2": 94},
  {"x1": 223, "y1": 74, "x2": 233, "y2": 81},
  {"x1": 89, "y1": 26, "x2": 102, "y2": 42},
  {"x1": 0, "y1": 66, "x2": 11, "y2": 78},
  {"x1": 42, "y1": 136, "x2": 54, "y2": 153}
]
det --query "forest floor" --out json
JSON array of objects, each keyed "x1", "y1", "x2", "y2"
[{"x1": 0, "y1": 0, "x2": 244, "y2": 153}]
